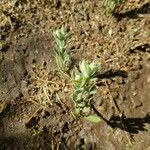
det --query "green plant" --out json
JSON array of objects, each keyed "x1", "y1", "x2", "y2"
[
  {"x1": 103, "y1": 0, "x2": 124, "y2": 14},
  {"x1": 53, "y1": 26, "x2": 71, "y2": 74},
  {"x1": 53, "y1": 27, "x2": 101, "y2": 123},
  {"x1": 72, "y1": 60, "x2": 101, "y2": 123}
]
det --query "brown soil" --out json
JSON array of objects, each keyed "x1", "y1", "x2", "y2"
[{"x1": 0, "y1": 0, "x2": 150, "y2": 149}]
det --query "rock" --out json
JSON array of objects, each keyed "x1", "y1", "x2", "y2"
[
  {"x1": 129, "y1": 71, "x2": 140, "y2": 82},
  {"x1": 111, "y1": 92, "x2": 118, "y2": 99}
]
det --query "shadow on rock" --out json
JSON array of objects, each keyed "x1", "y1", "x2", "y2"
[
  {"x1": 96, "y1": 69, "x2": 127, "y2": 79},
  {"x1": 114, "y1": 3, "x2": 150, "y2": 21},
  {"x1": 108, "y1": 113, "x2": 150, "y2": 134},
  {"x1": 92, "y1": 105, "x2": 150, "y2": 135}
]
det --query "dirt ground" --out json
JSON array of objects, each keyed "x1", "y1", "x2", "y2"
[{"x1": 0, "y1": 0, "x2": 150, "y2": 149}]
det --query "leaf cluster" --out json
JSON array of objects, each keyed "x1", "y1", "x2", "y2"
[
  {"x1": 72, "y1": 60, "x2": 100, "y2": 116},
  {"x1": 104, "y1": 0, "x2": 124, "y2": 14},
  {"x1": 53, "y1": 26, "x2": 71, "y2": 74}
]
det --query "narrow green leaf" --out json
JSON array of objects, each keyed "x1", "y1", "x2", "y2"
[{"x1": 84, "y1": 115, "x2": 101, "y2": 123}]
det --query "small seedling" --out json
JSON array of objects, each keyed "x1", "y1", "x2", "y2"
[
  {"x1": 103, "y1": 0, "x2": 124, "y2": 14},
  {"x1": 53, "y1": 26, "x2": 71, "y2": 75},
  {"x1": 72, "y1": 60, "x2": 101, "y2": 122},
  {"x1": 53, "y1": 27, "x2": 101, "y2": 123}
]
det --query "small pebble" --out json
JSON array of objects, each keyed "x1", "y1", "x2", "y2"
[
  {"x1": 111, "y1": 92, "x2": 118, "y2": 99},
  {"x1": 129, "y1": 71, "x2": 140, "y2": 82},
  {"x1": 115, "y1": 77, "x2": 124, "y2": 84}
]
